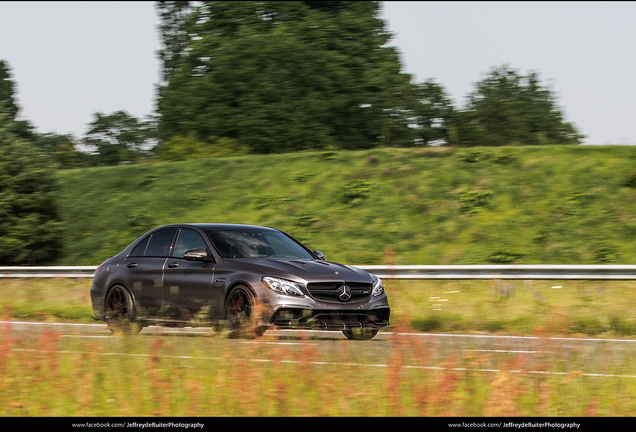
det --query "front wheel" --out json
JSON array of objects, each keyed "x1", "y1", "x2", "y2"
[
  {"x1": 225, "y1": 286, "x2": 266, "y2": 338},
  {"x1": 104, "y1": 285, "x2": 142, "y2": 334},
  {"x1": 342, "y1": 328, "x2": 378, "y2": 340}
]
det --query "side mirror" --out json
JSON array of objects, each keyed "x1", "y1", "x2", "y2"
[
  {"x1": 183, "y1": 249, "x2": 210, "y2": 261},
  {"x1": 313, "y1": 250, "x2": 325, "y2": 260}
]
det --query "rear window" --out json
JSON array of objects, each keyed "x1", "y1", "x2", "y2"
[
  {"x1": 133, "y1": 229, "x2": 177, "y2": 257},
  {"x1": 129, "y1": 236, "x2": 150, "y2": 257}
]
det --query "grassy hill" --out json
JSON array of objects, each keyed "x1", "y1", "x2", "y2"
[{"x1": 55, "y1": 145, "x2": 636, "y2": 266}]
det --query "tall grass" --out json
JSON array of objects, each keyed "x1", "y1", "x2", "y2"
[{"x1": 2, "y1": 314, "x2": 636, "y2": 417}]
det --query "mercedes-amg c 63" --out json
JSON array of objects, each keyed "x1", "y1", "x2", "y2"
[{"x1": 90, "y1": 224, "x2": 390, "y2": 339}]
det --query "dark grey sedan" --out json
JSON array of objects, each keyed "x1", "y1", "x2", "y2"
[{"x1": 90, "y1": 224, "x2": 390, "y2": 339}]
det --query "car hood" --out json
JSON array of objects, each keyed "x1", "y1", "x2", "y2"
[{"x1": 223, "y1": 258, "x2": 374, "y2": 284}]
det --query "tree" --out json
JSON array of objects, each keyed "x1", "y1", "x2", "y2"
[
  {"x1": 156, "y1": 1, "x2": 415, "y2": 154},
  {"x1": 0, "y1": 61, "x2": 64, "y2": 264},
  {"x1": 33, "y1": 132, "x2": 85, "y2": 168},
  {"x1": 453, "y1": 65, "x2": 583, "y2": 147},
  {"x1": 0, "y1": 108, "x2": 64, "y2": 265},
  {"x1": 0, "y1": 60, "x2": 39, "y2": 143},
  {"x1": 412, "y1": 80, "x2": 455, "y2": 146},
  {"x1": 157, "y1": 1, "x2": 192, "y2": 83},
  {"x1": 82, "y1": 111, "x2": 157, "y2": 165},
  {"x1": 0, "y1": 60, "x2": 18, "y2": 120}
]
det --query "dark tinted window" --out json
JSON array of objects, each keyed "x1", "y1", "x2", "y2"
[
  {"x1": 206, "y1": 228, "x2": 313, "y2": 259},
  {"x1": 144, "y1": 229, "x2": 177, "y2": 257},
  {"x1": 129, "y1": 236, "x2": 150, "y2": 257},
  {"x1": 173, "y1": 229, "x2": 208, "y2": 258}
]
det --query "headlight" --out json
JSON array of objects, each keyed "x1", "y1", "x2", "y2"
[
  {"x1": 372, "y1": 275, "x2": 384, "y2": 296},
  {"x1": 261, "y1": 277, "x2": 305, "y2": 297}
]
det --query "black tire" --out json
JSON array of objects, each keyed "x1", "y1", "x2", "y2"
[
  {"x1": 225, "y1": 285, "x2": 266, "y2": 338},
  {"x1": 342, "y1": 328, "x2": 378, "y2": 340},
  {"x1": 104, "y1": 285, "x2": 142, "y2": 334}
]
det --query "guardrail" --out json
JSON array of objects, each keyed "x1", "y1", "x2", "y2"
[
  {"x1": 3, "y1": 265, "x2": 636, "y2": 280},
  {"x1": 357, "y1": 265, "x2": 636, "y2": 280},
  {"x1": 0, "y1": 266, "x2": 97, "y2": 278}
]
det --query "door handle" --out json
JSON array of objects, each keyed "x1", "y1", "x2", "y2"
[
  {"x1": 127, "y1": 262, "x2": 137, "y2": 268},
  {"x1": 167, "y1": 262, "x2": 179, "y2": 268}
]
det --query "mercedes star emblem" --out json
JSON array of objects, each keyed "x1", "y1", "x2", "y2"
[{"x1": 337, "y1": 284, "x2": 352, "y2": 301}]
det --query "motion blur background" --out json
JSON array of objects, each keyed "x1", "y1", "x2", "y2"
[{"x1": 0, "y1": 1, "x2": 635, "y2": 268}]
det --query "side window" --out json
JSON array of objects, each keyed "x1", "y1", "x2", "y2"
[
  {"x1": 143, "y1": 229, "x2": 177, "y2": 257},
  {"x1": 129, "y1": 236, "x2": 150, "y2": 257},
  {"x1": 173, "y1": 229, "x2": 208, "y2": 258}
]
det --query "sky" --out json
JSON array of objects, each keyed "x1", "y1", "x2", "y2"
[{"x1": 0, "y1": 1, "x2": 634, "y2": 145}]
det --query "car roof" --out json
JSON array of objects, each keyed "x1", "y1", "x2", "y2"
[{"x1": 156, "y1": 223, "x2": 277, "y2": 231}]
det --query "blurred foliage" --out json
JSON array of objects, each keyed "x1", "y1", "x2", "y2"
[
  {"x1": 157, "y1": 0, "x2": 192, "y2": 83},
  {"x1": 156, "y1": 1, "x2": 415, "y2": 153},
  {"x1": 54, "y1": 145, "x2": 636, "y2": 266},
  {"x1": 82, "y1": 111, "x2": 157, "y2": 166},
  {"x1": 411, "y1": 80, "x2": 456, "y2": 146},
  {"x1": 452, "y1": 65, "x2": 584, "y2": 147},
  {"x1": 458, "y1": 148, "x2": 491, "y2": 163},
  {"x1": 0, "y1": 62, "x2": 64, "y2": 265},
  {"x1": 154, "y1": 3, "x2": 582, "y2": 153},
  {"x1": 156, "y1": 133, "x2": 248, "y2": 161},
  {"x1": 457, "y1": 188, "x2": 493, "y2": 214},
  {"x1": 3, "y1": 6, "x2": 585, "y2": 175},
  {"x1": 0, "y1": 60, "x2": 18, "y2": 119},
  {"x1": 32, "y1": 133, "x2": 85, "y2": 169},
  {"x1": 0, "y1": 7, "x2": 594, "y2": 268},
  {"x1": 0, "y1": 112, "x2": 64, "y2": 265}
]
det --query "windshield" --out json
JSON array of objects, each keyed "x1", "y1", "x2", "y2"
[{"x1": 205, "y1": 228, "x2": 314, "y2": 259}]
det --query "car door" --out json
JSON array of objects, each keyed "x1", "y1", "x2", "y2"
[
  {"x1": 162, "y1": 228, "x2": 217, "y2": 323},
  {"x1": 122, "y1": 228, "x2": 177, "y2": 319}
]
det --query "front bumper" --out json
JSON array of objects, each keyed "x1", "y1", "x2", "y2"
[
  {"x1": 267, "y1": 306, "x2": 390, "y2": 330},
  {"x1": 260, "y1": 289, "x2": 390, "y2": 330}
]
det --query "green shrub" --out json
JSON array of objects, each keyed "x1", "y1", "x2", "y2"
[
  {"x1": 593, "y1": 242, "x2": 620, "y2": 263},
  {"x1": 458, "y1": 189, "x2": 493, "y2": 213},
  {"x1": 609, "y1": 315, "x2": 635, "y2": 336},
  {"x1": 622, "y1": 168, "x2": 636, "y2": 188},
  {"x1": 292, "y1": 170, "x2": 313, "y2": 182},
  {"x1": 293, "y1": 214, "x2": 319, "y2": 229},
  {"x1": 571, "y1": 316, "x2": 606, "y2": 335},
  {"x1": 488, "y1": 250, "x2": 524, "y2": 264},
  {"x1": 341, "y1": 179, "x2": 372, "y2": 204},
  {"x1": 320, "y1": 149, "x2": 337, "y2": 160},
  {"x1": 493, "y1": 148, "x2": 519, "y2": 165},
  {"x1": 138, "y1": 173, "x2": 158, "y2": 187},
  {"x1": 458, "y1": 148, "x2": 491, "y2": 163}
]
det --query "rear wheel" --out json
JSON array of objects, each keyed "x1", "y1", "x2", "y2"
[
  {"x1": 225, "y1": 285, "x2": 266, "y2": 338},
  {"x1": 104, "y1": 285, "x2": 142, "y2": 334},
  {"x1": 342, "y1": 328, "x2": 378, "y2": 340}
]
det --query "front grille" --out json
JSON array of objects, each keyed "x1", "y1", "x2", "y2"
[
  {"x1": 272, "y1": 308, "x2": 308, "y2": 322},
  {"x1": 313, "y1": 311, "x2": 372, "y2": 326},
  {"x1": 306, "y1": 282, "x2": 373, "y2": 303}
]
